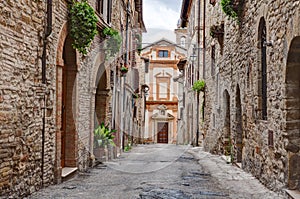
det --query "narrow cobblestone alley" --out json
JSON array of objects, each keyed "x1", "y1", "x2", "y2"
[{"x1": 27, "y1": 144, "x2": 285, "y2": 199}]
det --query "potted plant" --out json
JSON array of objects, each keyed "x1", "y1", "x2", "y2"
[
  {"x1": 192, "y1": 80, "x2": 206, "y2": 92},
  {"x1": 120, "y1": 65, "x2": 128, "y2": 75},
  {"x1": 69, "y1": 0, "x2": 98, "y2": 55},
  {"x1": 93, "y1": 123, "x2": 116, "y2": 161}
]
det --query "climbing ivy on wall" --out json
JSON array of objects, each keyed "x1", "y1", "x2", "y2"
[
  {"x1": 220, "y1": 0, "x2": 238, "y2": 19},
  {"x1": 70, "y1": 0, "x2": 98, "y2": 55}
]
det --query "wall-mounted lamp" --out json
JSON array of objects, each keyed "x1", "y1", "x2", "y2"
[{"x1": 141, "y1": 84, "x2": 150, "y2": 96}]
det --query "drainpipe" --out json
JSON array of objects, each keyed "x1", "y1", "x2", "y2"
[
  {"x1": 41, "y1": 0, "x2": 52, "y2": 186},
  {"x1": 203, "y1": 0, "x2": 206, "y2": 79},
  {"x1": 121, "y1": 1, "x2": 130, "y2": 151},
  {"x1": 196, "y1": 0, "x2": 201, "y2": 146},
  {"x1": 202, "y1": 0, "x2": 206, "y2": 141}
]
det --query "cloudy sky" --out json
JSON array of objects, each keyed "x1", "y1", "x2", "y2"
[{"x1": 143, "y1": 0, "x2": 182, "y2": 44}]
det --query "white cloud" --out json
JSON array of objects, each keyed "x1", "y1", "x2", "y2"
[{"x1": 143, "y1": 0, "x2": 180, "y2": 30}]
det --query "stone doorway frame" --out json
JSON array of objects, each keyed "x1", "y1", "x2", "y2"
[{"x1": 285, "y1": 36, "x2": 300, "y2": 191}]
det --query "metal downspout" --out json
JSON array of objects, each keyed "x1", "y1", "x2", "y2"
[
  {"x1": 196, "y1": 0, "x2": 201, "y2": 146},
  {"x1": 41, "y1": 0, "x2": 52, "y2": 186},
  {"x1": 121, "y1": 1, "x2": 130, "y2": 151}
]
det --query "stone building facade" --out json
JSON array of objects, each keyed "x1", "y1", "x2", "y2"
[
  {"x1": 0, "y1": 0, "x2": 145, "y2": 197},
  {"x1": 142, "y1": 39, "x2": 186, "y2": 144},
  {"x1": 178, "y1": 0, "x2": 205, "y2": 146},
  {"x1": 180, "y1": 0, "x2": 300, "y2": 195}
]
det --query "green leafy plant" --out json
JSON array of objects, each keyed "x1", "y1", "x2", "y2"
[
  {"x1": 192, "y1": 80, "x2": 205, "y2": 92},
  {"x1": 120, "y1": 66, "x2": 128, "y2": 73},
  {"x1": 70, "y1": 0, "x2": 98, "y2": 55},
  {"x1": 224, "y1": 137, "x2": 234, "y2": 163},
  {"x1": 94, "y1": 123, "x2": 116, "y2": 148},
  {"x1": 124, "y1": 144, "x2": 132, "y2": 152},
  {"x1": 103, "y1": 27, "x2": 122, "y2": 58},
  {"x1": 220, "y1": 0, "x2": 238, "y2": 20},
  {"x1": 132, "y1": 93, "x2": 139, "y2": 99}
]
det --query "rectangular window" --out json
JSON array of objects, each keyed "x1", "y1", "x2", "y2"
[
  {"x1": 145, "y1": 61, "x2": 149, "y2": 73},
  {"x1": 158, "y1": 50, "x2": 168, "y2": 57},
  {"x1": 107, "y1": 0, "x2": 112, "y2": 23},
  {"x1": 159, "y1": 82, "x2": 168, "y2": 99},
  {"x1": 211, "y1": 45, "x2": 215, "y2": 78},
  {"x1": 268, "y1": 130, "x2": 274, "y2": 147}
]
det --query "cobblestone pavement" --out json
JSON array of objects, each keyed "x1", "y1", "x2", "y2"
[{"x1": 28, "y1": 144, "x2": 285, "y2": 199}]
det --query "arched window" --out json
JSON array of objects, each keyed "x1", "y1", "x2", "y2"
[
  {"x1": 261, "y1": 19, "x2": 267, "y2": 120},
  {"x1": 258, "y1": 17, "x2": 267, "y2": 120},
  {"x1": 180, "y1": 37, "x2": 186, "y2": 48}
]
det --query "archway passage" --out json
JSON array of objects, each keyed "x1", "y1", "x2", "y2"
[
  {"x1": 95, "y1": 68, "x2": 108, "y2": 126},
  {"x1": 57, "y1": 36, "x2": 77, "y2": 167},
  {"x1": 235, "y1": 85, "x2": 243, "y2": 163},
  {"x1": 223, "y1": 90, "x2": 231, "y2": 156},
  {"x1": 286, "y1": 36, "x2": 300, "y2": 191}
]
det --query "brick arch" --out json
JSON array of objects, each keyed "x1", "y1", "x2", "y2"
[
  {"x1": 90, "y1": 52, "x2": 108, "y2": 89},
  {"x1": 56, "y1": 22, "x2": 68, "y2": 66},
  {"x1": 55, "y1": 21, "x2": 78, "y2": 181},
  {"x1": 285, "y1": 36, "x2": 300, "y2": 191},
  {"x1": 89, "y1": 52, "x2": 111, "y2": 153},
  {"x1": 56, "y1": 22, "x2": 79, "y2": 67}
]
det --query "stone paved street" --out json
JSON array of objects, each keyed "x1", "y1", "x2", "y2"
[{"x1": 28, "y1": 144, "x2": 285, "y2": 199}]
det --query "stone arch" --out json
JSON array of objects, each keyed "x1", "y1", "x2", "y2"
[
  {"x1": 235, "y1": 84, "x2": 243, "y2": 163},
  {"x1": 95, "y1": 67, "x2": 108, "y2": 125},
  {"x1": 285, "y1": 36, "x2": 300, "y2": 191},
  {"x1": 89, "y1": 51, "x2": 109, "y2": 149},
  {"x1": 55, "y1": 21, "x2": 78, "y2": 175},
  {"x1": 223, "y1": 89, "x2": 231, "y2": 155}
]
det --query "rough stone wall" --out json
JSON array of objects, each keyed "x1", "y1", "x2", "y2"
[
  {"x1": 203, "y1": 0, "x2": 300, "y2": 192},
  {"x1": 0, "y1": 0, "x2": 115, "y2": 196},
  {"x1": 0, "y1": 0, "x2": 56, "y2": 197}
]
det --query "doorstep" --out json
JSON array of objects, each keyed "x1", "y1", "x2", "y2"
[
  {"x1": 286, "y1": 189, "x2": 300, "y2": 199},
  {"x1": 62, "y1": 167, "x2": 78, "y2": 178}
]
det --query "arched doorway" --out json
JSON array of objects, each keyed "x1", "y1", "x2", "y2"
[
  {"x1": 56, "y1": 34, "x2": 78, "y2": 169},
  {"x1": 95, "y1": 65, "x2": 108, "y2": 126},
  {"x1": 285, "y1": 36, "x2": 300, "y2": 191},
  {"x1": 235, "y1": 85, "x2": 243, "y2": 163},
  {"x1": 223, "y1": 90, "x2": 231, "y2": 156}
]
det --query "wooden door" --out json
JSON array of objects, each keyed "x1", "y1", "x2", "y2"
[
  {"x1": 157, "y1": 122, "x2": 168, "y2": 143},
  {"x1": 61, "y1": 66, "x2": 67, "y2": 168}
]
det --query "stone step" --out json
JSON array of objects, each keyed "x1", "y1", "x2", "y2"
[
  {"x1": 61, "y1": 167, "x2": 77, "y2": 181},
  {"x1": 286, "y1": 189, "x2": 300, "y2": 199}
]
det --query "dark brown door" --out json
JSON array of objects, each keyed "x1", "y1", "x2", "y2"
[
  {"x1": 157, "y1": 122, "x2": 168, "y2": 143},
  {"x1": 61, "y1": 66, "x2": 67, "y2": 168}
]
